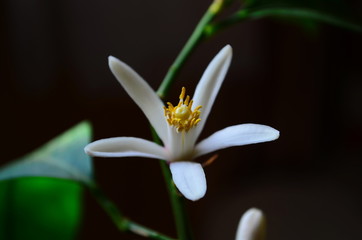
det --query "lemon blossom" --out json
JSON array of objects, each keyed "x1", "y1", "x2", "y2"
[
  {"x1": 85, "y1": 45, "x2": 279, "y2": 201},
  {"x1": 236, "y1": 208, "x2": 266, "y2": 240}
]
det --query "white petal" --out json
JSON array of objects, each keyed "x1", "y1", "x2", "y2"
[
  {"x1": 108, "y1": 56, "x2": 168, "y2": 143},
  {"x1": 84, "y1": 137, "x2": 167, "y2": 159},
  {"x1": 192, "y1": 45, "x2": 232, "y2": 142},
  {"x1": 165, "y1": 126, "x2": 196, "y2": 162},
  {"x1": 235, "y1": 208, "x2": 266, "y2": 240},
  {"x1": 194, "y1": 124, "x2": 279, "y2": 158},
  {"x1": 169, "y1": 162, "x2": 206, "y2": 201}
]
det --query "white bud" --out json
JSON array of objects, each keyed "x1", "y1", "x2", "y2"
[{"x1": 235, "y1": 208, "x2": 266, "y2": 240}]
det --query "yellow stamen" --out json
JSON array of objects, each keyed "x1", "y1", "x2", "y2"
[
  {"x1": 202, "y1": 154, "x2": 219, "y2": 167},
  {"x1": 179, "y1": 87, "x2": 186, "y2": 100},
  {"x1": 163, "y1": 87, "x2": 202, "y2": 132}
]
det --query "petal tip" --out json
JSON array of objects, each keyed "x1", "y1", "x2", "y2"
[
  {"x1": 220, "y1": 44, "x2": 233, "y2": 58},
  {"x1": 84, "y1": 143, "x2": 96, "y2": 157},
  {"x1": 274, "y1": 129, "x2": 280, "y2": 139},
  {"x1": 188, "y1": 193, "x2": 206, "y2": 201},
  {"x1": 269, "y1": 127, "x2": 280, "y2": 141},
  {"x1": 224, "y1": 44, "x2": 232, "y2": 52},
  {"x1": 108, "y1": 55, "x2": 120, "y2": 68},
  {"x1": 244, "y1": 208, "x2": 264, "y2": 220},
  {"x1": 260, "y1": 126, "x2": 280, "y2": 143},
  {"x1": 84, "y1": 146, "x2": 90, "y2": 155}
]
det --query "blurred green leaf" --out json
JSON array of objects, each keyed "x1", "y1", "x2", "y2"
[
  {"x1": 0, "y1": 121, "x2": 92, "y2": 239},
  {"x1": 0, "y1": 178, "x2": 82, "y2": 240},
  {"x1": 0, "y1": 121, "x2": 93, "y2": 184},
  {"x1": 242, "y1": 0, "x2": 362, "y2": 31}
]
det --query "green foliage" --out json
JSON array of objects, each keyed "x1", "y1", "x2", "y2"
[
  {"x1": 242, "y1": 0, "x2": 362, "y2": 31},
  {"x1": 0, "y1": 178, "x2": 82, "y2": 240},
  {"x1": 0, "y1": 121, "x2": 93, "y2": 240},
  {"x1": 0, "y1": 121, "x2": 93, "y2": 184}
]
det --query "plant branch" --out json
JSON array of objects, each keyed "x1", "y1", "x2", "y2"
[
  {"x1": 156, "y1": 0, "x2": 227, "y2": 99},
  {"x1": 88, "y1": 183, "x2": 176, "y2": 240},
  {"x1": 207, "y1": 6, "x2": 362, "y2": 35}
]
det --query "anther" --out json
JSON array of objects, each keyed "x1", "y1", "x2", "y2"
[{"x1": 179, "y1": 87, "x2": 186, "y2": 100}]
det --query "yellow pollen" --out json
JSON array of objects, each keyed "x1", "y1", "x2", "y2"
[{"x1": 163, "y1": 87, "x2": 202, "y2": 132}]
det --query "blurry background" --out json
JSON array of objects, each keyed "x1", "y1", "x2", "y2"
[{"x1": 1, "y1": 0, "x2": 362, "y2": 239}]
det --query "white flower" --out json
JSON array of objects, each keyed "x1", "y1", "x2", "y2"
[
  {"x1": 236, "y1": 208, "x2": 266, "y2": 240},
  {"x1": 85, "y1": 45, "x2": 279, "y2": 201}
]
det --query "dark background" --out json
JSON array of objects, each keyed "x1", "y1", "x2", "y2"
[{"x1": 1, "y1": 1, "x2": 362, "y2": 239}]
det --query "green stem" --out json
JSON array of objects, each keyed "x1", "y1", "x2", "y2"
[
  {"x1": 88, "y1": 183, "x2": 175, "y2": 240},
  {"x1": 151, "y1": 129, "x2": 192, "y2": 240},
  {"x1": 156, "y1": 0, "x2": 226, "y2": 99},
  {"x1": 205, "y1": 9, "x2": 250, "y2": 36},
  {"x1": 153, "y1": 1, "x2": 228, "y2": 240},
  {"x1": 159, "y1": 161, "x2": 192, "y2": 240}
]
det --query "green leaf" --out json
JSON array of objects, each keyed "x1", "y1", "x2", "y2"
[
  {"x1": 242, "y1": 0, "x2": 362, "y2": 31},
  {"x1": 0, "y1": 178, "x2": 83, "y2": 240},
  {"x1": 0, "y1": 121, "x2": 93, "y2": 184}
]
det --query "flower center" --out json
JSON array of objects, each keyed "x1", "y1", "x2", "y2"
[{"x1": 164, "y1": 87, "x2": 202, "y2": 132}]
